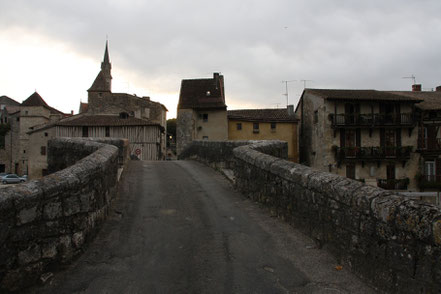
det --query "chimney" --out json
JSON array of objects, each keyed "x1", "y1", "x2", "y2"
[
  {"x1": 287, "y1": 104, "x2": 294, "y2": 116},
  {"x1": 436, "y1": 86, "x2": 441, "y2": 92},
  {"x1": 213, "y1": 72, "x2": 219, "y2": 89},
  {"x1": 412, "y1": 84, "x2": 422, "y2": 92}
]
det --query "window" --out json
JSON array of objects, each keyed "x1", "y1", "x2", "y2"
[
  {"x1": 16, "y1": 117, "x2": 20, "y2": 122},
  {"x1": 202, "y1": 113, "x2": 208, "y2": 122},
  {"x1": 253, "y1": 123, "x2": 259, "y2": 133},
  {"x1": 314, "y1": 110, "x2": 318, "y2": 123},
  {"x1": 236, "y1": 123, "x2": 242, "y2": 130},
  {"x1": 23, "y1": 150, "x2": 26, "y2": 154},
  {"x1": 82, "y1": 126, "x2": 88, "y2": 137},
  {"x1": 44, "y1": 132, "x2": 48, "y2": 137},
  {"x1": 25, "y1": 111, "x2": 28, "y2": 115},
  {"x1": 119, "y1": 112, "x2": 129, "y2": 119},
  {"x1": 202, "y1": 136, "x2": 209, "y2": 140},
  {"x1": 41, "y1": 146, "x2": 46, "y2": 156},
  {"x1": 425, "y1": 161, "x2": 435, "y2": 181},
  {"x1": 271, "y1": 122, "x2": 276, "y2": 132},
  {"x1": 105, "y1": 126, "x2": 110, "y2": 137}
]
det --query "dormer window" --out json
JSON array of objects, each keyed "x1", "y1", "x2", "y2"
[{"x1": 119, "y1": 112, "x2": 129, "y2": 119}]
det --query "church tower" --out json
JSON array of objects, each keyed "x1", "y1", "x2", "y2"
[{"x1": 88, "y1": 41, "x2": 112, "y2": 94}]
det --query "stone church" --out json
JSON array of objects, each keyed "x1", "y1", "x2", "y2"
[{"x1": 27, "y1": 42, "x2": 167, "y2": 179}]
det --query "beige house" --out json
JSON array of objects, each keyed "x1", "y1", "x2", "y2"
[
  {"x1": 227, "y1": 107, "x2": 299, "y2": 162},
  {"x1": 0, "y1": 92, "x2": 68, "y2": 175},
  {"x1": 296, "y1": 89, "x2": 423, "y2": 190},
  {"x1": 176, "y1": 73, "x2": 228, "y2": 155}
]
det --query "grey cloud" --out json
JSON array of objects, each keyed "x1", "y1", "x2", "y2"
[{"x1": 1, "y1": 0, "x2": 441, "y2": 115}]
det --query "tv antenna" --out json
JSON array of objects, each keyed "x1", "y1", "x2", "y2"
[
  {"x1": 300, "y1": 79, "x2": 313, "y2": 88},
  {"x1": 402, "y1": 74, "x2": 416, "y2": 85},
  {"x1": 282, "y1": 80, "x2": 296, "y2": 106}
]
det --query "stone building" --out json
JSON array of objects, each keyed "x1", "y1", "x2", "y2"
[
  {"x1": 176, "y1": 73, "x2": 228, "y2": 155},
  {"x1": 26, "y1": 42, "x2": 167, "y2": 178},
  {"x1": 296, "y1": 89, "x2": 423, "y2": 190},
  {"x1": 227, "y1": 107, "x2": 299, "y2": 162},
  {"x1": 387, "y1": 86, "x2": 441, "y2": 191},
  {"x1": 0, "y1": 92, "x2": 68, "y2": 175},
  {"x1": 79, "y1": 42, "x2": 167, "y2": 157},
  {"x1": 0, "y1": 96, "x2": 21, "y2": 173}
]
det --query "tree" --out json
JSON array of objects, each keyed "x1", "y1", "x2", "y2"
[{"x1": 166, "y1": 119, "x2": 176, "y2": 138}]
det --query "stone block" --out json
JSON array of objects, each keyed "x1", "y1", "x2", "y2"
[
  {"x1": 17, "y1": 206, "x2": 39, "y2": 225},
  {"x1": 72, "y1": 232, "x2": 85, "y2": 248},
  {"x1": 43, "y1": 202, "x2": 62, "y2": 220},
  {"x1": 63, "y1": 196, "x2": 81, "y2": 216},
  {"x1": 18, "y1": 243, "x2": 41, "y2": 265},
  {"x1": 41, "y1": 239, "x2": 58, "y2": 259}
]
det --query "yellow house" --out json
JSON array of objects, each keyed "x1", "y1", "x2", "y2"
[{"x1": 228, "y1": 107, "x2": 299, "y2": 162}]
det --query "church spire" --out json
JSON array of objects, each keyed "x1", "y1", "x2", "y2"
[
  {"x1": 88, "y1": 41, "x2": 112, "y2": 93},
  {"x1": 101, "y1": 40, "x2": 111, "y2": 72}
]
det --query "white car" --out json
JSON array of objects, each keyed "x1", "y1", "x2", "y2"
[{"x1": 2, "y1": 174, "x2": 25, "y2": 184}]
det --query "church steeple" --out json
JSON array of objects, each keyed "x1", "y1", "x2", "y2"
[
  {"x1": 88, "y1": 41, "x2": 112, "y2": 93},
  {"x1": 101, "y1": 40, "x2": 111, "y2": 73}
]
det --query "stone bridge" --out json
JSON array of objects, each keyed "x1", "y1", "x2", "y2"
[{"x1": 0, "y1": 138, "x2": 440, "y2": 293}]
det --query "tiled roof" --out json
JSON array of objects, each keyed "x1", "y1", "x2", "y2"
[
  {"x1": 56, "y1": 115, "x2": 160, "y2": 127},
  {"x1": 306, "y1": 89, "x2": 423, "y2": 102},
  {"x1": 0, "y1": 96, "x2": 20, "y2": 106},
  {"x1": 79, "y1": 102, "x2": 89, "y2": 113},
  {"x1": 22, "y1": 92, "x2": 49, "y2": 107},
  {"x1": 4, "y1": 106, "x2": 20, "y2": 114},
  {"x1": 388, "y1": 91, "x2": 441, "y2": 110},
  {"x1": 88, "y1": 71, "x2": 111, "y2": 92},
  {"x1": 21, "y1": 92, "x2": 66, "y2": 115},
  {"x1": 178, "y1": 73, "x2": 226, "y2": 109},
  {"x1": 228, "y1": 108, "x2": 298, "y2": 122}
]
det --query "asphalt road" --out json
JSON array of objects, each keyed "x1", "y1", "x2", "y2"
[{"x1": 31, "y1": 160, "x2": 375, "y2": 294}]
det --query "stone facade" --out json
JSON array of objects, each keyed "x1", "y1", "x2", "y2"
[
  {"x1": 0, "y1": 137, "x2": 129, "y2": 292},
  {"x1": 297, "y1": 89, "x2": 422, "y2": 191},
  {"x1": 180, "y1": 140, "x2": 441, "y2": 293},
  {"x1": 176, "y1": 73, "x2": 228, "y2": 155},
  {"x1": 27, "y1": 125, "x2": 56, "y2": 179},
  {"x1": 82, "y1": 43, "x2": 167, "y2": 158},
  {"x1": 0, "y1": 93, "x2": 67, "y2": 176}
]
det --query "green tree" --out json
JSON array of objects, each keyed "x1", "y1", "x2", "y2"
[{"x1": 167, "y1": 119, "x2": 176, "y2": 138}]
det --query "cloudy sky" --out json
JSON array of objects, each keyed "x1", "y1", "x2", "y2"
[{"x1": 1, "y1": 0, "x2": 440, "y2": 118}]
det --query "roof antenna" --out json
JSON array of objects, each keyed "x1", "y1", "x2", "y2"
[
  {"x1": 282, "y1": 80, "x2": 296, "y2": 106},
  {"x1": 402, "y1": 74, "x2": 416, "y2": 85},
  {"x1": 300, "y1": 79, "x2": 313, "y2": 88}
]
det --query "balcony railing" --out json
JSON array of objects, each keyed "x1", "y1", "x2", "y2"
[
  {"x1": 334, "y1": 146, "x2": 412, "y2": 161},
  {"x1": 418, "y1": 175, "x2": 441, "y2": 189},
  {"x1": 331, "y1": 113, "x2": 414, "y2": 127},
  {"x1": 377, "y1": 178, "x2": 409, "y2": 190},
  {"x1": 418, "y1": 138, "x2": 441, "y2": 151}
]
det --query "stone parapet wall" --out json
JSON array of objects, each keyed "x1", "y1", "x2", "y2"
[
  {"x1": 178, "y1": 140, "x2": 288, "y2": 170},
  {"x1": 0, "y1": 137, "x2": 128, "y2": 292},
  {"x1": 180, "y1": 140, "x2": 441, "y2": 293}
]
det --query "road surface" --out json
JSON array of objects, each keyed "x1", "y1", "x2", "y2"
[{"x1": 31, "y1": 160, "x2": 374, "y2": 293}]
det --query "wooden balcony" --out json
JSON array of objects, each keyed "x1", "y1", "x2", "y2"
[
  {"x1": 331, "y1": 113, "x2": 414, "y2": 128},
  {"x1": 377, "y1": 178, "x2": 409, "y2": 190},
  {"x1": 418, "y1": 138, "x2": 441, "y2": 152},
  {"x1": 418, "y1": 175, "x2": 441, "y2": 190},
  {"x1": 334, "y1": 146, "x2": 412, "y2": 162}
]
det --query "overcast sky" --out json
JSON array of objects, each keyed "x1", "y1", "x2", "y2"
[{"x1": 1, "y1": 0, "x2": 440, "y2": 118}]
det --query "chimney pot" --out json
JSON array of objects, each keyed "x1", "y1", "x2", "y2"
[{"x1": 412, "y1": 84, "x2": 422, "y2": 92}]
